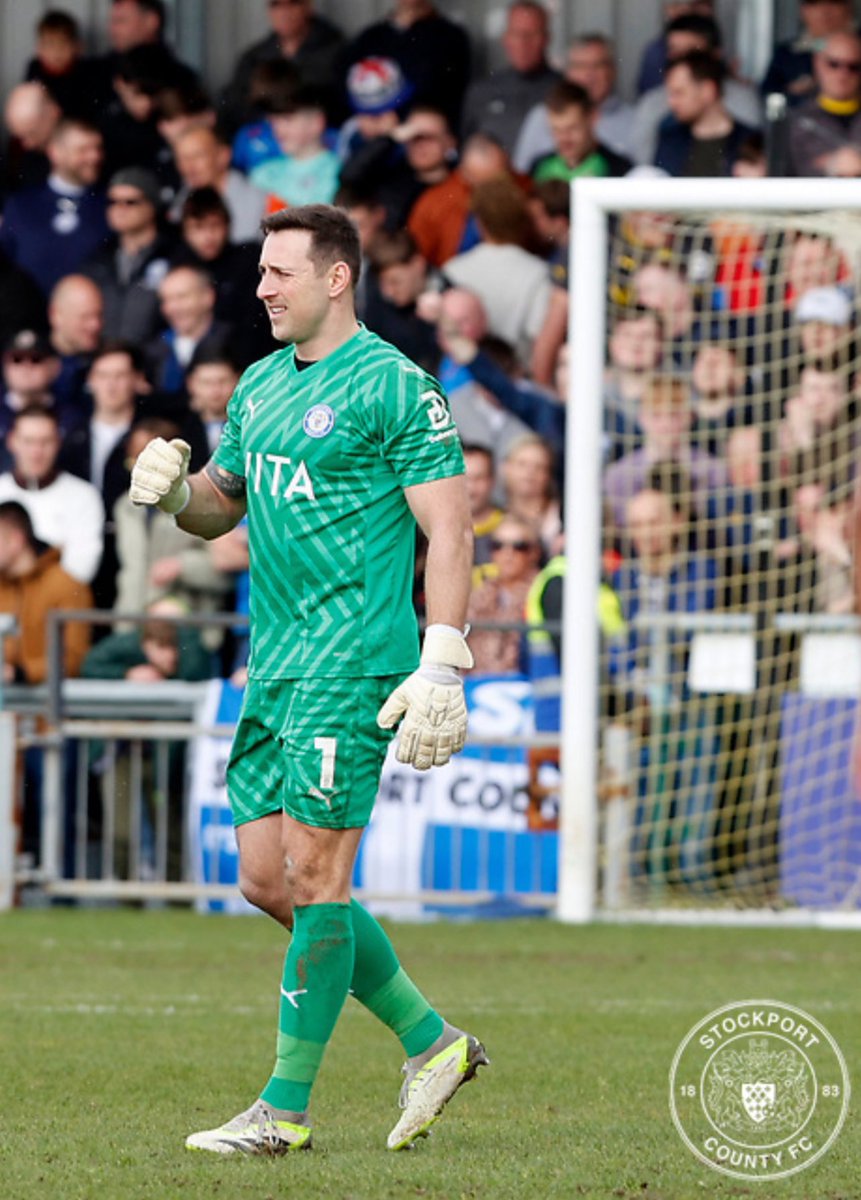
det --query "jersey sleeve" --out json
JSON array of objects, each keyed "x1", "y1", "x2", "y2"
[
  {"x1": 211, "y1": 377, "x2": 247, "y2": 477},
  {"x1": 379, "y1": 362, "x2": 464, "y2": 487}
]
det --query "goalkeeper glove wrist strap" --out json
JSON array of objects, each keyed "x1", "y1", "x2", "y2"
[
  {"x1": 421, "y1": 623, "x2": 474, "y2": 671},
  {"x1": 162, "y1": 480, "x2": 191, "y2": 516}
]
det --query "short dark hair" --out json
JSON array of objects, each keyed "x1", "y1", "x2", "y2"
[
  {"x1": 113, "y1": 0, "x2": 165, "y2": 31},
  {"x1": 90, "y1": 339, "x2": 145, "y2": 373},
  {"x1": 667, "y1": 49, "x2": 726, "y2": 90},
  {"x1": 260, "y1": 204, "x2": 362, "y2": 289},
  {"x1": 533, "y1": 179, "x2": 570, "y2": 221},
  {"x1": 37, "y1": 9, "x2": 80, "y2": 40},
  {"x1": 187, "y1": 348, "x2": 241, "y2": 375},
  {"x1": 367, "y1": 228, "x2": 421, "y2": 272},
  {"x1": 261, "y1": 82, "x2": 326, "y2": 116},
  {"x1": 11, "y1": 404, "x2": 61, "y2": 429},
  {"x1": 666, "y1": 13, "x2": 722, "y2": 50},
  {"x1": 0, "y1": 500, "x2": 38, "y2": 548},
  {"x1": 181, "y1": 185, "x2": 231, "y2": 225},
  {"x1": 545, "y1": 79, "x2": 593, "y2": 116},
  {"x1": 462, "y1": 443, "x2": 495, "y2": 467}
]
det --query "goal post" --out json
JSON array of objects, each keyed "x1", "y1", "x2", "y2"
[{"x1": 560, "y1": 177, "x2": 861, "y2": 925}]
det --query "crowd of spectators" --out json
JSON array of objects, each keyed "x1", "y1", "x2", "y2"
[{"x1": 3, "y1": 0, "x2": 861, "y2": 878}]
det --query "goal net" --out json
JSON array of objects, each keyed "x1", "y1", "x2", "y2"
[{"x1": 561, "y1": 178, "x2": 861, "y2": 924}]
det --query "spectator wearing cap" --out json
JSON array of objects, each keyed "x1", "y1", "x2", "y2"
[
  {"x1": 795, "y1": 285, "x2": 855, "y2": 365},
  {"x1": 787, "y1": 31, "x2": 861, "y2": 176},
  {"x1": 339, "y1": 0, "x2": 471, "y2": 130},
  {"x1": 250, "y1": 85, "x2": 340, "y2": 208},
  {"x1": 462, "y1": 2, "x2": 561, "y2": 156},
  {"x1": 0, "y1": 406, "x2": 104, "y2": 585},
  {"x1": 220, "y1": 0, "x2": 345, "y2": 136},
  {"x1": 169, "y1": 125, "x2": 267, "y2": 244},
  {"x1": 0, "y1": 117, "x2": 110, "y2": 296},
  {"x1": 171, "y1": 187, "x2": 274, "y2": 362},
  {"x1": 82, "y1": 166, "x2": 175, "y2": 346},
  {"x1": 0, "y1": 331, "x2": 70, "y2": 468}
]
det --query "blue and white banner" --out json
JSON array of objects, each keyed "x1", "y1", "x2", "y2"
[{"x1": 188, "y1": 676, "x2": 558, "y2": 915}]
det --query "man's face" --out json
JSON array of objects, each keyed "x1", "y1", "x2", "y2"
[
  {"x1": 666, "y1": 64, "x2": 714, "y2": 125},
  {"x1": 789, "y1": 237, "x2": 840, "y2": 296},
  {"x1": 403, "y1": 113, "x2": 454, "y2": 176},
  {"x1": 639, "y1": 395, "x2": 691, "y2": 450},
  {"x1": 343, "y1": 203, "x2": 386, "y2": 253},
  {"x1": 106, "y1": 184, "x2": 156, "y2": 235},
  {"x1": 182, "y1": 213, "x2": 229, "y2": 261},
  {"x1": 49, "y1": 127, "x2": 103, "y2": 187},
  {"x1": 50, "y1": 284, "x2": 104, "y2": 352},
  {"x1": 175, "y1": 131, "x2": 226, "y2": 189},
  {"x1": 609, "y1": 316, "x2": 661, "y2": 372},
  {"x1": 464, "y1": 450, "x2": 495, "y2": 515},
  {"x1": 378, "y1": 256, "x2": 427, "y2": 308},
  {"x1": 802, "y1": 0, "x2": 853, "y2": 40},
  {"x1": 267, "y1": 0, "x2": 311, "y2": 40},
  {"x1": 548, "y1": 103, "x2": 594, "y2": 167},
  {"x1": 159, "y1": 270, "x2": 214, "y2": 335},
  {"x1": 627, "y1": 489, "x2": 679, "y2": 564},
  {"x1": 0, "y1": 521, "x2": 26, "y2": 576},
  {"x1": 38, "y1": 31, "x2": 78, "y2": 75},
  {"x1": 3, "y1": 348, "x2": 60, "y2": 397},
  {"x1": 188, "y1": 363, "x2": 238, "y2": 419},
  {"x1": 800, "y1": 318, "x2": 846, "y2": 358},
  {"x1": 270, "y1": 109, "x2": 323, "y2": 157},
  {"x1": 692, "y1": 345, "x2": 738, "y2": 395},
  {"x1": 503, "y1": 443, "x2": 552, "y2": 503},
  {"x1": 87, "y1": 352, "x2": 138, "y2": 414},
  {"x1": 8, "y1": 416, "x2": 61, "y2": 480},
  {"x1": 566, "y1": 42, "x2": 616, "y2": 106},
  {"x1": 815, "y1": 35, "x2": 861, "y2": 102},
  {"x1": 256, "y1": 229, "x2": 335, "y2": 345},
  {"x1": 109, "y1": 0, "x2": 159, "y2": 51},
  {"x1": 502, "y1": 5, "x2": 548, "y2": 74},
  {"x1": 798, "y1": 367, "x2": 845, "y2": 426}
]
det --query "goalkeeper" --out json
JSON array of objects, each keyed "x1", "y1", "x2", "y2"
[{"x1": 130, "y1": 203, "x2": 486, "y2": 1156}]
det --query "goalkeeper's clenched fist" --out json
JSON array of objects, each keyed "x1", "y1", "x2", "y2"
[
  {"x1": 377, "y1": 624, "x2": 473, "y2": 771},
  {"x1": 130, "y1": 437, "x2": 192, "y2": 515}
]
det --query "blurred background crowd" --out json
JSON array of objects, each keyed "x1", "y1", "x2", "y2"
[{"x1": 0, "y1": 0, "x2": 860, "y2": 703}]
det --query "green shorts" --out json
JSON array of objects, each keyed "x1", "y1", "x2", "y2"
[{"x1": 226, "y1": 675, "x2": 402, "y2": 830}]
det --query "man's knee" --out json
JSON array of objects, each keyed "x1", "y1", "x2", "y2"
[{"x1": 238, "y1": 864, "x2": 293, "y2": 925}]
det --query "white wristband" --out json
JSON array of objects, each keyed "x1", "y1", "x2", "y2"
[{"x1": 421, "y1": 624, "x2": 474, "y2": 670}]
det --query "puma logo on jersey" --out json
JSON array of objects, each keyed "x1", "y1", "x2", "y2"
[
  {"x1": 280, "y1": 986, "x2": 308, "y2": 1009},
  {"x1": 246, "y1": 396, "x2": 262, "y2": 419},
  {"x1": 245, "y1": 451, "x2": 316, "y2": 500}
]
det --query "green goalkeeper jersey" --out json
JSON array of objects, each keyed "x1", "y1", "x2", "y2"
[{"x1": 213, "y1": 325, "x2": 464, "y2": 680}]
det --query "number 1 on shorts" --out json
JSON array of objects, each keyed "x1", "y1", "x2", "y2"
[{"x1": 314, "y1": 736, "x2": 337, "y2": 789}]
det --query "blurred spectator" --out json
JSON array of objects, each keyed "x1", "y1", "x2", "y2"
[
  {"x1": 787, "y1": 31, "x2": 861, "y2": 175},
  {"x1": 170, "y1": 125, "x2": 267, "y2": 243},
  {"x1": 635, "y1": 0, "x2": 717, "y2": 96},
  {"x1": 0, "y1": 118, "x2": 109, "y2": 296},
  {"x1": 113, "y1": 421, "x2": 235, "y2": 636},
  {"x1": 97, "y1": 0, "x2": 200, "y2": 96},
  {"x1": 501, "y1": 433, "x2": 562, "y2": 555},
  {"x1": 794, "y1": 285, "x2": 854, "y2": 366},
  {"x1": 778, "y1": 361, "x2": 859, "y2": 489},
  {"x1": 363, "y1": 229, "x2": 438, "y2": 369},
  {"x1": 531, "y1": 81, "x2": 630, "y2": 181},
  {"x1": 221, "y1": 0, "x2": 344, "y2": 134},
  {"x1": 603, "y1": 376, "x2": 730, "y2": 530},
  {"x1": 731, "y1": 131, "x2": 767, "y2": 178},
  {"x1": 656, "y1": 52, "x2": 757, "y2": 176},
  {"x1": 3, "y1": 82, "x2": 61, "y2": 191},
  {"x1": 442, "y1": 178, "x2": 551, "y2": 366},
  {"x1": 632, "y1": 259, "x2": 699, "y2": 355},
  {"x1": 336, "y1": 56, "x2": 414, "y2": 161},
  {"x1": 153, "y1": 80, "x2": 215, "y2": 150},
  {"x1": 0, "y1": 406, "x2": 104, "y2": 584},
  {"x1": 250, "y1": 85, "x2": 340, "y2": 207},
  {"x1": 48, "y1": 274, "x2": 104, "y2": 413},
  {"x1": 604, "y1": 307, "x2": 663, "y2": 455},
  {"x1": 784, "y1": 233, "x2": 844, "y2": 307},
  {"x1": 529, "y1": 179, "x2": 570, "y2": 280},
  {"x1": 186, "y1": 352, "x2": 239, "y2": 455},
  {"x1": 98, "y1": 44, "x2": 192, "y2": 184},
  {"x1": 339, "y1": 0, "x2": 471, "y2": 130},
  {"x1": 171, "y1": 187, "x2": 273, "y2": 362},
  {"x1": 781, "y1": 478, "x2": 854, "y2": 613},
  {"x1": 83, "y1": 166, "x2": 174, "y2": 345},
  {"x1": 85, "y1": 597, "x2": 212, "y2": 680},
  {"x1": 464, "y1": 443, "x2": 504, "y2": 566},
  {"x1": 690, "y1": 342, "x2": 754, "y2": 457},
  {"x1": 461, "y1": 2, "x2": 560, "y2": 155},
  {"x1": 0, "y1": 499, "x2": 91, "y2": 685},
  {"x1": 146, "y1": 265, "x2": 234, "y2": 395},
  {"x1": 228, "y1": 61, "x2": 297, "y2": 176},
  {"x1": 24, "y1": 9, "x2": 100, "y2": 121},
  {"x1": 0, "y1": 332, "x2": 71, "y2": 464},
  {"x1": 333, "y1": 183, "x2": 388, "y2": 314},
  {"x1": 761, "y1": 0, "x2": 855, "y2": 109},
  {"x1": 514, "y1": 32, "x2": 633, "y2": 171},
  {"x1": 407, "y1": 131, "x2": 517, "y2": 268},
  {"x1": 467, "y1": 513, "x2": 541, "y2": 674},
  {"x1": 630, "y1": 14, "x2": 762, "y2": 167}
]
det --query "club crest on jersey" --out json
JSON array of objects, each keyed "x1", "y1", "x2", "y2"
[{"x1": 303, "y1": 404, "x2": 335, "y2": 438}]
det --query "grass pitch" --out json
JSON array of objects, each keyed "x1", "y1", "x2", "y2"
[{"x1": 1, "y1": 909, "x2": 860, "y2": 1200}]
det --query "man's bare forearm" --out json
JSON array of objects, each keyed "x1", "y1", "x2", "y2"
[
  {"x1": 424, "y1": 521, "x2": 473, "y2": 630},
  {"x1": 175, "y1": 463, "x2": 247, "y2": 540}
]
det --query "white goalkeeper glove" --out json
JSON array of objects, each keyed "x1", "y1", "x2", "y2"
[
  {"x1": 377, "y1": 624, "x2": 473, "y2": 771},
  {"x1": 129, "y1": 437, "x2": 191, "y2": 515}
]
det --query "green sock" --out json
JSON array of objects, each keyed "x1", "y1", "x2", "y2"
[
  {"x1": 260, "y1": 901, "x2": 354, "y2": 1114},
  {"x1": 349, "y1": 899, "x2": 444, "y2": 1057}
]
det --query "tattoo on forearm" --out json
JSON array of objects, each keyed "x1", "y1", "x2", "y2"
[{"x1": 205, "y1": 461, "x2": 247, "y2": 499}]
